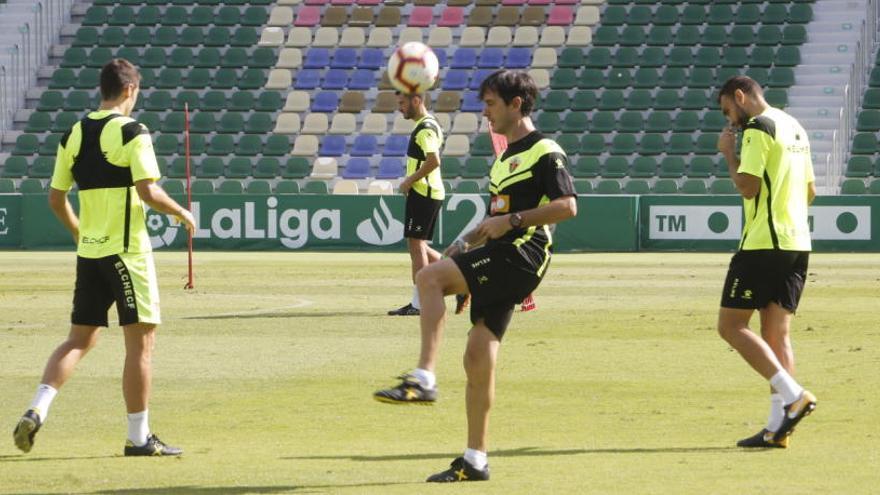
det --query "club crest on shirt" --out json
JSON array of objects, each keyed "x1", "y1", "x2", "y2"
[{"x1": 509, "y1": 159, "x2": 520, "y2": 173}]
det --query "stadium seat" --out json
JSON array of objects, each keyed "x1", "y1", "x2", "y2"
[
  {"x1": 710, "y1": 178, "x2": 738, "y2": 195},
  {"x1": 302, "y1": 181, "x2": 330, "y2": 195},
  {"x1": 19, "y1": 179, "x2": 46, "y2": 194},
  {"x1": 376, "y1": 158, "x2": 404, "y2": 179},
  {"x1": 595, "y1": 179, "x2": 621, "y2": 194},
  {"x1": 652, "y1": 179, "x2": 678, "y2": 194},
  {"x1": 624, "y1": 179, "x2": 650, "y2": 195},
  {"x1": 840, "y1": 179, "x2": 867, "y2": 195}
]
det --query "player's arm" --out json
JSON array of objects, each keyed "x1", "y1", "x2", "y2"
[
  {"x1": 48, "y1": 129, "x2": 79, "y2": 244},
  {"x1": 807, "y1": 181, "x2": 816, "y2": 205},
  {"x1": 401, "y1": 127, "x2": 441, "y2": 195},
  {"x1": 405, "y1": 152, "x2": 440, "y2": 183},
  {"x1": 718, "y1": 126, "x2": 762, "y2": 199},
  {"x1": 48, "y1": 188, "x2": 79, "y2": 244},
  {"x1": 135, "y1": 180, "x2": 195, "y2": 233}
]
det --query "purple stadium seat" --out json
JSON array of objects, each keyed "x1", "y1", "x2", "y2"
[
  {"x1": 294, "y1": 69, "x2": 321, "y2": 89},
  {"x1": 319, "y1": 135, "x2": 346, "y2": 156},
  {"x1": 442, "y1": 70, "x2": 469, "y2": 90},
  {"x1": 294, "y1": 6, "x2": 321, "y2": 26},
  {"x1": 377, "y1": 158, "x2": 404, "y2": 179},
  {"x1": 331, "y1": 48, "x2": 357, "y2": 69},
  {"x1": 433, "y1": 48, "x2": 448, "y2": 68},
  {"x1": 383, "y1": 135, "x2": 408, "y2": 157},
  {"x1": 451, "y1": 48, "x2": 477, "y2": 69},
  {"x1": 359, "y1": 48, "x2": 383, "y2": 70},
  {"x1": 461, "y1": 91, "x2": 483, "y2": 112},
  {"x1": 311, "y1": 91, "x2": 339, "y2": 112},
  {"x1": 409, "y1": 7, "x2": 433, "y2": 27},
  {"x1": 349, "y1": 69, "x2": 376, "y2": 90},
  {"x1": 351, "y1": 135, "x2": 378, "y2": 156},
  {"x1": 304, "y1": 48, "x2": 330, "y2": 69},
  {"x1": 438, "y1": 7, "x2": 465, "y2": 27},
  {"x1": 506, "y1": 48, "x2": 531, "y2": 68},
  {"x1": 323, "y1": 69, "x2": 348, "y2": 89},
  {"x1": 548, "y1": 6, "x2": 574, "y2": 25},
  {"x1": 478, "y1": 48, "x2": 504, "y2": 68},
  {"x1": 470, "y1": 69, "x2": 494, "y2": 90},
  {"x1": 342, "y1": 158, "x2": 371, "y2": 179}
]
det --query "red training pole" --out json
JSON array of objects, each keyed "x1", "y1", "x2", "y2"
[{"x1": 183, "y1": 103, "x2": 194, "y2": 290}]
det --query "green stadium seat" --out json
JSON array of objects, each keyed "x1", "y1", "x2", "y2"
[
  {"x1": 162, "y1": 113, "x2": 187, "y2": 134},
  {"x1": 165, "y1": 158, "x2": 187, "y2": 178},
  {"x1": 562, "y1": 112, "x2": 589, "y2": 133},
  {"x1": 646, "y1": 112, "x2": 672, "y2": 133},
  {"x1": 254, "y1": 158, "x2": 280, "y2": 179},
  {"x1": 627, "y1": 5, "x2": 652, "y2": 25},
  {"x1": 302, "y1": 180, "x2": 330, "y2": 195},
  {"x1": 653, "y1": 5, "x2": 679, "y2": 25},
  {"x1": 252, "y1": 48, "x2": 276, "y2": 69},
  {"x1": 654, "y1": 89, "x2": 680, "y2": 110},
  {"x1": 788, "y1": 4, "x2": 813, "y2": 23},
  {"x1": 154, "y1": 135, "x2": 178, "y2": 156},
  {"x1": 674, "y1": 26, "x2": 700, "y2": 46},
  {"x1": 595, "y1": 179, "x2": 621, "y2": 194},
  {"x1": 590, "y1": 112, "x2": 616, "y2": 133},
  {"x1": 222, "y1": 48, "x2": 249, "y2": 69},
  {"x1": 607, "y1": 68, "x2": 632, "y2": 88},
  {"x1": 38, "y1": 91, "x2": 64, "y2": 112},
  {"x1": 237, "y1": 135, "x2": 264, "y2": 156},
  {"x1": 82, "y1": 6, "x2": 108, "y2": 26},
  {"x1": 578, "y1": 69, "x2": 605, "y2": 89},
  {"x1": 218, "y1": 180, "x2": 244, "y2": 194},
  {"x1": 592, "y1": 26, "x2": 619, "y2": 46},
  {"x1": 572, "y1": 90, "x2": 598, "y2": 111},
  {"x1": 762, "y1": 4, "x2": 788, "y2": 24},
  {"x1": 205, "y1": 27, "x2": 230, "y2": 47},
  {"x1": 639, "y1": 48, "x2": 666, "y2": 68},
  {"x1": 73, "y1": 27, "x2": 99, "y2": 47},
  {"x1": 701, "y1": 25, "x2": 726, "y2": 46},
  {"x1": 472, "y1": 135, "x2": 494, "y2": 156},
  {"x1": 869, "y1": 180, "x2": 880, "y2": 195},
  {"x1": 136, "y1": 112, "x2": 160, "y2": 133},
  {"x1": 599, "y1": 90, "x2": 625, "y2": 111},
  {"x1": 455, "y1": 181, "x2": 480, "y2": 194},
  {"x1": 256, "y1": 92, "x2": 283, "y2": 112},
  {"x1": 536, "y1": 113, "x2": 561, "y2": 133},
  {"x1": 246, "y1": 180, "x2": 271, "y2": 195},
  {"x1": 840, "y1": 179, "x2": 867, "y2": 195},
  {"x1": 168, "y1": 47, "x2": 194, "y2": 68},
  {"x1": 0, "y1": 179, "x2": 16, "y2": 193},
  {"x1": 198, "y1": 157, "x2": 224, "y2": 178},
  {"x1": 846, "y1": 157, "x2": 873, "y2": 177},
  {"x1": 652, "y1": 179, "x2": 678, "y2": 194},
  {"x1": 275, "y1": 180, "x2": 300, "y2": 194},
  {"x1": 134, "y1": 6, "x2": 160, "y2": 26},
  {"x1": 782, "y1": 25, "x2": 807, "y2": 45},
  {"x1": 99, "y1": 27, "x2": 125, "y2": 47},
  {"x1": 218, "y1": 113, "x2": 245, "y2": 134},
  {"x1": 550, "y1": 69, "x2": 577, "y2": 90},
  {"x1": 441, "y1": 157, "x2": 462, "y2": 178},
  {"x1": 627, "y1": 89, "x2": 653, "y2": 110},
  {"x1": 231, "y1": 27, "x2": 258, "y2": 47},
  {"x1": 108, "y1": 5, "x2": 134, "y2": 25},
  {"x1": 707, "y1": 4, "x2": 733, "y2": 24},
  {"x1": 863, "y1": 88, "x2": 880, "y2": 109},
  {"x1": 696, "y1": 47, "x2": 722, "y2": 67},
  {"x1": 610, "y1": 134, "x2": 637, "y2": 155},
  {"x1": 639, "y1": 134, "x2": 665, "y2": 155},
  {"x1": 557, "y1": 135, "x2": 580, "y2": 156},
  {"x1": 756, "y1": 25, "x2": 782, "y2": 46},
  {"x1": 144, "y1": 91, "x2": 172, "y2": 111},
  {"x1": 618, "y1": 111, "x2": 643, "y2": 133},
  {"x1": 191, "y1": 180, "x2": 214, "y2": 194},
  {"x1": 2, "y1": 156, "x2": 28, "y2": 177},
  {"x1": 51, "y1": 112, "x2": 78, "y2": 133},
  {"x1": 125, "y1": 27, "x2": 151, "y2": 47},
  {"x1": 647, "y1": 26, "x2": 673, "y2": 46},
  {"x1": 631, "y1": 157, "x2": 657, "y2": 178},
  {"x1": 573, "y1": 157, "x2": 600, "y2": 178},
  {"x1": 709, "y1": 178, "x2": 738, "y2": 195},
  {"x1": 603, "y1": 157, "x2": 629, "y2": 178},
  {"x1": 155, "y1": 68, "x2": 182, "y2": 89},
  {"x1": 721, "y1": 47, "x2": 749, "y2": 67},
  {"x1": 602, "y1": 6, "x2": 626, "y2": 26},
  {"x1": 542, "y1": 91, "x2": 570, "y2": 112},
  {"x1": 25, "y1": 112, "x2": 51, "y2": 133},
  {"x1": 161, "y1": 180, "x2": 185, "y2": 195},
  {"x1": 624, "y1": 179, "x2": 650, "y2": 194},
  {"x1": 162, "y1": 6, "x2": 187, "y2": 25},
  {"x1": 263, "y1": 136, "x2": 291, "y2": 156},
  {"x1": 283, "y1": 158, "x2": 311, "y2": 179},
  {"x1": 116, "y1": 47, "x2": 141, "y2": 66},
  {"x1": 30, "y1": 157, "x2": 55, "y2": 178},
  {"x1": 702, "y1": 112, "x2": 727, "y2": 132},
  {"x1": 61, "y1": 47, "x2": 88, "y2": 68},
  {"x1": 689, "y1": 157, "x2": 715, "y2": 178},
  {"x1": 695, "y1": 134, "x2": 718, "y2": 155},
  {"x1": 681, "y1": 179, "x2": 707, "y2": 194},
  {"x1": 190, "y1": 113, "x2": 216, "y2": 134},
  {"x1": 573, "y1": 180, "x2": 593, "y2": 195},
  {"x1": 207, "y1": 135, "x2": 234, "y2": 156},
  {"x1": 619, "y1": 26, "x2": 646, "y2": 47},
  {"x1": 49, "y1": 69, "x2": 75, "y2": 89},
  {"x1": 673, "y1": 111, "x2": 700, "y2": 132},
  {"x1": 659, "y1": 157, "x2": 686, "y2": 178},
  {"x1": 559, "y1": 47, "x2": 586, "y2": 68},
  {"x1": 141, "y1": 48, "x2": 166, "y2": 68},
  {"x1": 242, "y1": 6, "x2": 268, "y2": 26},
  {"x1": 19, "y1": 179, "x2": 45, "y2": 194},
  {"x1": 857, "y1": 110, "x2": 880, "y2": 131},
  {"x1": 188, "y1": 6, "x2": 213, "y2": 26},
  {"x1": 660, "y1": 68, "x2": 687, "y2": 88},
  {"x1": 246, "y1": 114, "x2": 274, "y2": 134},
  {"x1": 12, "y1": 134, "x2": 40, "y2": 155},
  {"x1": 462, "y1": 158, "x2": 490, "y2": 179},
  {"x1": 616, "y1": 47, "x2": 640, "y2": 68},
  {"x1": 196, "y1": 47, "x2": 222, "y2": 69},
  {"x1": 585, "y1": 48, "x2": 611, "y2": 68},
  {"x1": 580, "y1": 134, "x2": 605, "y2": 155},
  {"x1": 681, "y1": 5, "x2": 706, "y2": 25}
]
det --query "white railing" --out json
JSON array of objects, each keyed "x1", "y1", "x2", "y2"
[
  {"x1": 834, "y1": 0, "x2": 880, "y2": 193},
  {"x1": 0, "y1": 0, "x2": 73, "y2": 133}
]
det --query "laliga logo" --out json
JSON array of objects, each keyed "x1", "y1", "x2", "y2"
[
  {"x1": 146, "y1": 210, "x2": 180, "y2": 248},
  {"x1": 357, "y1": 197, "x2": 404, "y2": 246}
]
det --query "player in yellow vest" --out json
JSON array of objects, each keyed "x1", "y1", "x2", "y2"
[
  {"x1": 716, "y1": 76, "x2": 817, "y2": 449},
  {"x1": 13, "y1": 59, "x2": 195, "y2": 456},
  {"x1": 375, "y1": 70, "x2": 577, "y2": 482},
  {"x1": 387, "y1": 91, "x2": 446, "y2": 316}
]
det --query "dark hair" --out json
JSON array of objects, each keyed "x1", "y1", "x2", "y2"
[
  {"x1": 717, "y1": 75, "x2": 763, "y2": 103},
  {"x1": 478, "y1": 70, "x2": 538, "y2": 116},
  {"x1": 100, "y1": 59, "x2": 141, "y2": 100}
]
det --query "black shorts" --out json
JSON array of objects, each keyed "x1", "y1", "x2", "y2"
[
  {"x1": 720, "y1": 249, "x2": 809, "y2": 312},
  {"x1": 72, "y1": 253, "x2": 161, "y2": 327},
  {"x1": 404, "y1": 191, "x2": 442, "y2": 240},
  {"x1": 452, "y1": 244, "x2": 543, "y2": 340}
]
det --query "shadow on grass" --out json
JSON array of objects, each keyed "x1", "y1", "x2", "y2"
[
  {"x1": 0, "y1": 454, "x2": 119, "y2": 463},
  {"x1": 182, "y1": 311, "x2": 378, "y2": 320},
  {"x1": 14, "y1": 482, "x2": 416, "y2": 495},
  {"x1": 282, "y1": 445, "x2": 737, "y2": 462}
]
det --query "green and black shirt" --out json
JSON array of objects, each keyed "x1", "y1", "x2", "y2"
[
  {"x1": 405, "y1": 114, "x2": 445, "y2": 200},
  {"x1": 50, "y1": 110, "x2": 161, "y2": 258},
  {"x1": 487, "y1": 131, "x2": 576, "y2": 276}
]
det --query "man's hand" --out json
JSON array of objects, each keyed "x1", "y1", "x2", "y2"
[
  {"x1": 399, "y1": 177, "x2": 413, "y2": 196},
  {"x1": 71, "y1": 228, "x2": 79, "y2": 245},
  {"x1": 442, "y1": 238, "x2": 468, "y2": 258},
  {"x1": 475, "y1": 215, "x2": 513, "y2": 240},
  {"x1": 173, "y1": 209, "x2": 197, "y2": 234},
  {"x1": 718, "y1": 126, "x2": 737, "y2": 156}
]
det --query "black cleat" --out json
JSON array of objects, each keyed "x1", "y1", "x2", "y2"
[
  {"x1": 773, "y1": 390, "x2": 816, "y2": 442},
  {"x1": 374, "y1": 374, "x2": 437, "y2": 404},
  {"x1": 737, "y1": 428, "x2": 789, "y2": 448},
  {"x1": 13, "y1": 409, "x2": 42, "y2": 453},
  {"x1": 454, "y1": 294, "x2": 470, "y2": 315},
  {"x1": 124, "y1": 434, "x2": 183, "y2": 457},
  {"x1": 387, "y1": 303, "x2": 420, "y2": 316},
  {"x1": 427, "y1": 457, "x2": 490, "y2": 482}
]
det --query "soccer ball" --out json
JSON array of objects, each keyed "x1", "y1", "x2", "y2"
[{"x1": 387, "y1": 42, "x2": 439, "y2": 95}]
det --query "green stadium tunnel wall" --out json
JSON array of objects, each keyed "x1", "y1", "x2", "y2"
[{"x1": 2, "y1": 194, "x2": 878, "y2": 252}]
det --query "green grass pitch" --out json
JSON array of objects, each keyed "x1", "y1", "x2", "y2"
[{"x1": 1, "y1": 252, "x2": 878, "y2": 494}]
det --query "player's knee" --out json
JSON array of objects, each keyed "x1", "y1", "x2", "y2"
[
  {"x1": 463, "y1": 346, "x2": 494, "y2": 378},
  {"x1": 717, "y1": 321, "x2": 736, "y2": 343},
  {"x1": 415, "y1": 266, "x2": 438, "y2": 290}
]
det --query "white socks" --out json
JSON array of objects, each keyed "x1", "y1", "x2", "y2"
[
  {"x1": 464, "y1": 448, "x2": 488, "y2": 470},
  {"x1": 411, "y1": 285, "x2": 421, "y2": 310},
  {"x1": 766, "y1": 393, "x2": 785, "y2": 432},
  {"x1": 127, "y1": 410, "x2": 150, "y2": 446},
  {"x1": 411, "y1": 368, "x2": 436, "y2": 390},
  {"x1": 769, "y1": 369, "x2": 804, "y2": 405},
  {"x1": 29, "y1": 384, "x2": 58, "y2": 421}
]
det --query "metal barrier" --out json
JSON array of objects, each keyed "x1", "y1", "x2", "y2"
[
  {"x1": 0, "y1": 0, "x2": 73, "y2": 133},
  {"x1": 835, "y1": 0, "x2": 880, "y2": 194}
]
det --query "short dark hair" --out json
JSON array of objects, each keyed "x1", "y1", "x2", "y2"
[
  {"x1": 478, "y1": 70, "x2": 538, "y2": 116},
  {"x1": 100, "y1": 59, "x2": 141, "y2": 100},
  {"x1": 717, "y1": 75, "x2": 763, "y2": 103}
]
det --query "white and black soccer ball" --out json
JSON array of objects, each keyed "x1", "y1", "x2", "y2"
[{"x1": 386, "y1": 42, "x2": 439, "y2": 95}]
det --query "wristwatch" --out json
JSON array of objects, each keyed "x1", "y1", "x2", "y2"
[{"x1": 508, "y1": 212, "x2": 524, "y2": 228}]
